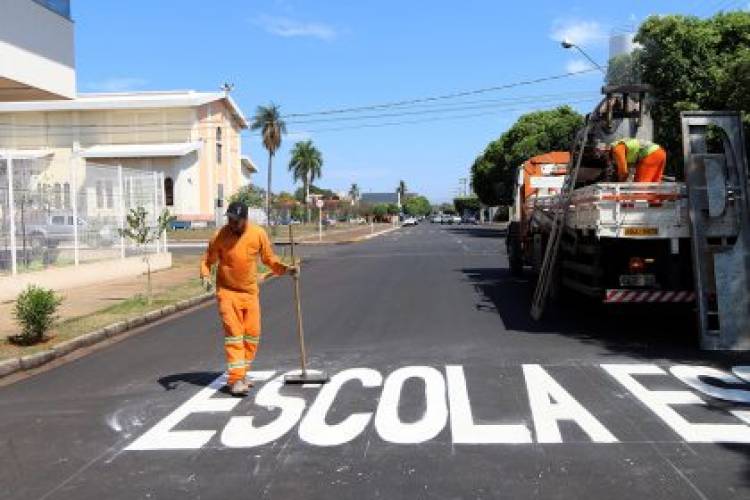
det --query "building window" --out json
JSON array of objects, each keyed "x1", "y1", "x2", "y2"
[
  {"x1": 96, "y1": 181, "x2": 103, "y2": 209},
  {"x1": 53, "y1": 183, "x2": 62, "y2": 209},
  {"x1": 105, "y1": 181, "x2": 114, "y2": 209},
  {"x1": 97, "y1": 180, "x2": 114, "y2": 209},
  {"x1": 63, "y1": 183, "x2": 71, "y2": 209},
  {"x1": 216, "y1": 127, "x2": 223, "y2": 165},
  {"x1": 164, "y1": 177, "x2": 174, "y2": 206}
]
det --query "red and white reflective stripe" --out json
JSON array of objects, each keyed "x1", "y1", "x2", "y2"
[{"x1": 604, "y1": 289, "x2": 695, "y2": 303}]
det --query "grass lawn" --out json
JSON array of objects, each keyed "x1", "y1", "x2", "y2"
[{"x1": 0, "y1": 255, "x2": 295, "y2": 361}]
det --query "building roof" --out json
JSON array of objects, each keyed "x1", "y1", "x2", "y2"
[
  {"x1": 81, "y1": 141, "x2": 203, "y2": 159},
  {"x1": 360, "y1": 192, "x2": 399, "y2": 205},
  {"x1": 241, "y1": 155, "x2": 258, "y2": 173},
  {"x1": 0, "y1": 90, "x2": 249, "y2": 128}
]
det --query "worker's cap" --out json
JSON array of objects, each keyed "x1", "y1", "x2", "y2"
[{"x1": 225, "y1": 201, "x2": 248, "y2": 220}]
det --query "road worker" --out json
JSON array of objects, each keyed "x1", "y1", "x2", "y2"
[
  {"x1": 610, "y1": 138, "x2": 667, "y2": 183},
  {"x1": 200, "y1": 201, "x2": 297, "y2": 397}
]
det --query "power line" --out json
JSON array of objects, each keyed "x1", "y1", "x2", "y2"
[
  {"x1": 284, "y1": 94, "x2": 599, "y2": 126},
  {"x1": 281, "y1": 68, "x2": 599, "y2": 118},
  {"x1": 278, "y1": 98, "x2": 601, "y2": 135}
]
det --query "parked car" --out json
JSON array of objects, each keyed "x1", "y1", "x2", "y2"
[
  {"x1": 461, "y1": 215, "x2": 478, "y2": 225},
  {"x1": 323, "y1": 218, "x2": 337, "y2": 226},
  {"x1": 431, "y1": 215, "x2": 442, "y2": 224},
  {"x1": 349, "y1": 217, "x2": 367, "y2": 224},
  {"x1": 402, "y1": 217, "x2": 418, "y2": 226},
  {"x1": 24, "y1": 214, "x2": 114, "y2": 248},
  {"x1": 452, "y1": 215, "x2": 462, "y2": 224}
]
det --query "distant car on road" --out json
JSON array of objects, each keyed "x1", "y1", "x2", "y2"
[
  {"x1": 323, "y1": 218, "x2": 337, "y2": 226},
  {"x1": 402, "y1": 217, "x2": 418, "y2": 226}
]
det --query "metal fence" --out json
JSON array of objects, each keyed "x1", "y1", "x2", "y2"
[{"x1": 0, "y1": 156, "x2": 167, "y2": 276}]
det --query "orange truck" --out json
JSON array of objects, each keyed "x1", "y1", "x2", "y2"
[{"x1": 507, "y1": 151, "x2": 697, "y2": 305}]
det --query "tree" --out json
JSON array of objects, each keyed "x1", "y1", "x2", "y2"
[
  {"x1": 396, "y1": 180, "x2": 407, "y2": 206},
  {"x1": 371, "y1": 203, "x2": 388, "y2": 221},
  {"x1": 470, "y1": 106, "x2": 583, "y2": 206},
  {"x1": 251, "y1": 103, "x2": 286, "y2": 225},
  {"x1": 288, "y1": 140, "x2": 323, "y2": 222},
  {"x1": 403, "y1": 195, "x2": 432, "y2": 216},
  {"x1": 634, "y1": 12, "x2": 750, "y2": 172},
  {"x1": 606, "y1": 52, "x2": 643, "y2": 86},
  {"x1": 118, "y1": 206, "x2": 174, "y2": 304},
  {"x1": 453, "y1": 196, "x2": 481, "y2": 215},
  {"x1": 230, "y1": 185, "x2": 265, "y2": 208},
  {"x1": 349, "y1": 183, "x2": 360, "y2": 204}
]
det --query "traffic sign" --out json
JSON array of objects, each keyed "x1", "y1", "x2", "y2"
[{"x1": 316, "y1": 199, "x2": 324, "y2": 208}]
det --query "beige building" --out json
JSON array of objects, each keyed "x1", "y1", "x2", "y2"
[{"x1": 0, "y1": 91, "x2": 256, "y2": 223}]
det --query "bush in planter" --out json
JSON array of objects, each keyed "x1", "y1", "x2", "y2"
[{"x1": 11, "y1": 285, "x2": 62, "y2": 345}]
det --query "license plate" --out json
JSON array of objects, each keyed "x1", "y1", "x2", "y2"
[
  {"x1": 624, "y1": 227, "x2": 659, "y2": 236},
  {"x1": 619, "y1": 274, "x2": 657, "y2": 287}
]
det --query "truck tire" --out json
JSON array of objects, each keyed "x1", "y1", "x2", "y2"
[{"x1": 507, "y1": 222, "x2": 523, "y2": 277}]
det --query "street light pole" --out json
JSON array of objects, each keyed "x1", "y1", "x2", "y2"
[{"x1": 561, "y1": 39, "x2": 606, "y2": 75}]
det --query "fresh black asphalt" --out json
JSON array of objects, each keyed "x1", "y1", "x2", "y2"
[{"x1": 1, "y1": 224, "x2": 749, "y2": 499}]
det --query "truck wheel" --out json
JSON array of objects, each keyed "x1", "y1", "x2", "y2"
[{"x1": 507, "y1": 222, "x2": 523, "y2": 277}]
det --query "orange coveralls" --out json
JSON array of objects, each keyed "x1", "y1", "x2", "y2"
[
  {"x1": 612, "y1": 142, "x2": 667, "y2": 183},
  {"x1": 200, "y1": 225, "x2": 288, "y2": 384}
]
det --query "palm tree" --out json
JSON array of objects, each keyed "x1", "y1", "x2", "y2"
[
  {"x1": 288, "y1": 140, "x2": 323, "y2": 222},
  {"x1": 348, "y1": 183, "x2": 360, "y2": 205},
  {"x1": 397, "y1": 180, "x2": 407, "y2": 208},
  {"x1": 251, "y1": 103, "x2": 286, "y2": 224}
]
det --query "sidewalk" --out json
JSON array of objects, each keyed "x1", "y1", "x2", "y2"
[{"x1": 0, "y1": 254, "x2": 201, "y2": 340}]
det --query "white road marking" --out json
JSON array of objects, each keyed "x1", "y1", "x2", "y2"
[{"x1": 125, "y1": 364, "x2": 750, "y2": 451}]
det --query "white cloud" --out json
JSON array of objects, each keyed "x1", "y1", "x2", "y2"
[
  {"x1": 255, "y1": 15, "x2": 337, "y2": 41},
  {"x1": 550, "y1": 18, "x2": 607, "y2": 46},
  {"x1": 85, "y1": 77, "x2": 148, "y2": 92}
]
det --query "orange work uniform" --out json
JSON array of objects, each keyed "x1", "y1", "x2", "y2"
[
  {"x1": 612, "y1": 140, "x2": 667, "y2": 183},
  {"x1": 200, "y1": 224, "x2": 288, "y2": 384}
]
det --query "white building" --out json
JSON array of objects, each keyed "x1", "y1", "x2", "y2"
[
  {"x1": 0, "y1": 1, "x2": 257, "y2": 225},
  {"x1": 0, "y1": 91, "x2": 255, "y2": 224},
  {"x1": 0, "y1": 0, "x2": 76, "y2": 101}
]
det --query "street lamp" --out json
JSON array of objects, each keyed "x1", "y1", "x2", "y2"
[{"x1": 561, "y1": 39, "x2": 606, "y2": 75}]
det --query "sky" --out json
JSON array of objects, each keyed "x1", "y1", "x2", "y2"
[{"x1": 73, "y1": 0, "x2": 744, "y2": 203}]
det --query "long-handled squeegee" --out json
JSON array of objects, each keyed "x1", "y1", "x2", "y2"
[{"x1": 283, "y1": 224, "x2": 330, "y2": 385}]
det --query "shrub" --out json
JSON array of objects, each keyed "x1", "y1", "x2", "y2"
[{"x1": 11, "y1": 285, "x2": 62, "y2": 345}]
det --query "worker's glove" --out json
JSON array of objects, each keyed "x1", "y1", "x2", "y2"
[
  {"x1": 287, "y1": 265, "x2": 300, "y2": 278},
  {"x1": 201, "y1": 276, "x2": 214, "y2": 292}
]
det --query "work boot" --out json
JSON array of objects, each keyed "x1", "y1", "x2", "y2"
[{"x1": 229, "y1": 380, "x2": 250, "y2": 397}]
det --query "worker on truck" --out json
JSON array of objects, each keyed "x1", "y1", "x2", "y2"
[
  {"x1": 200, "y1": 201, "x2": 297, "y2": 397},
  {"x1": 610, "y1": 138, "x2": 667, "y2": 183}
]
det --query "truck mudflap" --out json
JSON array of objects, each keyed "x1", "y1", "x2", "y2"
[{"x1": 604, "y1": 289, "x2": 695, "y2": 304}]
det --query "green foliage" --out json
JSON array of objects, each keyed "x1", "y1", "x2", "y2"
[
  {"x1": 251, "y1": 103, "x2": 287, "y2": 157},
  {"x1": 118, "y1": 206, "x2": 174, "y2": 304},
  {"x1": 288, "y1": 140, "x2": 323, "y2": 195},
  {"x1": 349, "y1": 183, "x2": 360, "y2": 202},
  {"x1": 403, "y1": 195, "x2": 432, "y2": 216},
  {"x1": 294, "y1": 184, "x2": 335, "y2": 202},
  {"x1": 439, "y1": 202, "x2": 455, "y2": 214},
  {"x1": 11, "y1": 285, "x2": 62, "y2": 345},
  {"x1": 230, "y1": 185, "x2": 266, "y2": 208},
  {"x1": 453, "y1": 196, "x2": 481, "y2": 215},
  {"x1": 470, "y1": 106, "x2": 583, "y2": 205},
  {"x1": 634, "y1": 12, "x2": 750, "y2": 172},
  {"x1": 119, "y1": 206, "x2": 174, "y2": 247},
  {"x1": 606, "y1": 52, "x2": 643, "y2": 85},
  {"x1": 371, "y1": 203, "x2": 388, "y2": 221}
]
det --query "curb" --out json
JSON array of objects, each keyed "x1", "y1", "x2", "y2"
[{"x1": 1, "y1": 291, "x2": 215, "y2": 380}]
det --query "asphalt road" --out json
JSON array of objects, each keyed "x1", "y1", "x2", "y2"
[{"x1": 2, "y1": 224, "x2": 750, "y2": 499}]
